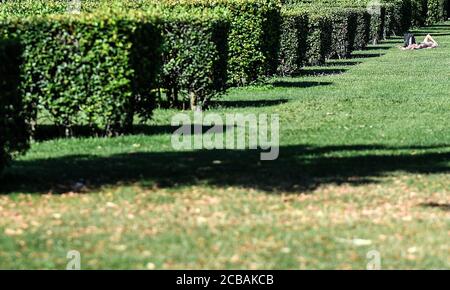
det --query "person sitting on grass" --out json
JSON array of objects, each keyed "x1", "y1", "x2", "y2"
[{"x1": 399, "y1": 34, "x2": 439, "y2": 50}]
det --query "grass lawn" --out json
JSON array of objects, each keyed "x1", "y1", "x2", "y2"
[{"x1": 0, "y1": 23, "x2": 449, "y2": 269}]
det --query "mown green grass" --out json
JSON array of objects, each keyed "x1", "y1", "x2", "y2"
[{"x1": 0, "y1": 24, "x2": 449, "y2": 269}]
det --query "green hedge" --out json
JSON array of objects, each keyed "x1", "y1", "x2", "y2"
[
  {"x1": 349, "y1": 8, "x2": 371, "y2": 50},
  {"x1": 278, "y1": 5, "x2": 363, "y2": 74},
  {"x1": 279, "y1": 4, "x2": 370, "y2": 72},
  {"x1": 410, "y1": 0, "x2": 428, "y2": 26},
  {"x1": 224, "y1": 0, "x2": 281, "y2": 85},
  {"x1": 0, "y1": 0, "x2": 102, "y2": 16},
  {"x1": 385, "y1": 0, "x2": 447, "y2": 27},
  {"x1": 277, "y1": 8, "x2": 308, "y2": 75},
  {"x1": 102, "y1": 2, "x2": 231, "y2": 110},
  {"x1": 0, "y1": 39, "x2": 29, "y2": 174},
  {"x1": 427, "y1": 0, "x2": 448, "y2": 23},
  {"x1": 384, "y1": 0, "x2": 412, "y2": 36},
  {"x1": 1, "y1": 1, "x2": 231, "y2": 118},
  {"x1": 328, "y1": 8, "x2": 354, "y2": 59},
  {"x1": 0, "y1": 10, "x2": 162, "y2": 135},
  {"x1": 277, "y1": 0, "x2": 413, "y2": 75},
  {"x1": 304, "y1": 10, "x2": 332, "y2": 65},
  {"x1": 152, "y1": 0, "x2": 282, "y2": 86},
  {"x1": 158, "y1": 8, "x2": 229, "y2": 110},
  {"x1": 283, "y1": 0, "x2": 414, "y2": 37},
  {"x1": 278, "y1": 5, "x2": 333, "y2": 69}
]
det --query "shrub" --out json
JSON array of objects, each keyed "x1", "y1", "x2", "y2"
[
  {"x1": 384, "y1": 0, "x2": 412, "y2": 36},
  {"x1": 0, "y1": 10, "x2": 162, "y2": 136},
  {"x1": 427, "y1": 0, "x2": 448, "y2": 23},
  {"x1": 223, "y1": 0, "x2": 281, "y2": 85},
  {"x1": 278, "y1": 4, "x2": 368, "y2": 73},
  {"x1": 287, "y1": 5, "x2": 352, "y2": 65},
  {"x1": 312, "y1": 7, "x2": 367, "y2": 59},
  {"x1": 277, "y1": 8, "x2": 308, "y2": 75},
  {"x1": 349, "y1": 8, "x2": 371, "y2": 50},
  {"x1": 410, "y1": 0, "x2": 428, "y2": 26},
  {"x1": 284, "y1": 0, "x2": 412, "y2": 39},
  {"x1": 367, "y1": 4, "x2": 387, "y2": 44},
  {"x1": 0, "y1": 0, "x2": 101, "y2": 16},
  {"x1": 152, "y1": 0, "x2": 282, "y2": 86},
  {"x1": 158, "y1": 8, "x2": 230, "y2": 110},
  {"x1": 0, "y1": 39, "x2": 29, "y2": 174},
  {"x1": 447, "y1": 0, "x2": 450, "y2": 18},
  {"x1": 328, "y1": 8, "x2": 354, "y2": 59},
  {"x1": 304, "y1": 10, "x2": 333, "y2": 65},
  {"x1": 1, "y1": 1, "x2": 231, "y2": 114}
]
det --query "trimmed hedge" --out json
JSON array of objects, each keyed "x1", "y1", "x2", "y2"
[
  {"x1": 158, "y1": 8, "x2": 229, "y2": 110},
  {"x1": 224, "y1": 0, "x2": 281, "y2": 85},
  {"x1": 427, "y1": 0, "x2": 449, "y2": 23},
  {"x1": 283, "y1": 0, "x2": 414, "y2": 37},
  {"x1": 277, "y1": 0, "x2": 417, "y2": 76},
  {"x1": 410, "y1": 0, "x2": 428, "y2": 26},
  {"x1": 277, "y1": 8, "x2": 308, "y2": 75},
  {"x1": 0, "y1": 39, "x2": 29, "y2": 174},
  {"x1": 152, "y1": 0, "x2": 282, "y2": 86},
  {"x1": 349, "y1": 8, "x2": 371, "y2": 50},
  {"x1": 384, "y1": 0, "x2": 412, "y2": 36},
  {"x1": 278, "y1": 4, "x2": 371, "y2": 74},
  {"x1": 447, "y1": 0, "x2": 450, "y2": 18},
  {"x1": 0, "y1": 0, "x2": 101, "y2": 16},
  {"x1": 2, "y1": 0, "x2": 443, "y2": 116},
  {"x1": 304, "y1": 9, "x2": 332, "y2": 65},
  {"x1": 370, "y1": 5, "x2": 386, "y2": 44},
  {"x1": 0, "y1": 11, "x2": 162, "y2": 135},
  {"x1": 328, "y1": 7, "x2": 354, "y2": 59}
]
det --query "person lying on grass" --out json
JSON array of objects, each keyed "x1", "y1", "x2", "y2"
[{"x1": 399, "y1": 34, "x2": 439, "y2": 50}]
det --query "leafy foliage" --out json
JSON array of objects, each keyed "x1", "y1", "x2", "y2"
[
  {"x1": 151, "y1": 0, "x2": 282, "y2": 86},
  {"x1": 158, "y1": 8, "x2": 229, "y2": 109},
  {"x1": 0, "y1": 39, "x2": 29, "y2": 174},
  {"x1": 427, "y1": 0, "x2": 449, "y2": 24},
  {"x1": 278, "y1": 5, "x2": 370, "y2": 74},
  {"x1": 0, "y1": 11, "x2": 162, "y2": 135}
]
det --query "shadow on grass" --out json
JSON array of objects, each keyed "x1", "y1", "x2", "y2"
[
  {"x1": 420, "y1": 202, "x2": 450, "y2": 212},
  {"x1": 413, "y1": 32, "x2": 450, "y2": 37},
  {"x1": 349, "y1": 53, "x2": 386, "y2": 59},
  {"x1": 323, "y1": 60, "x2": 362, "y2": 67},
  {"x1": 211, "y1": 99, "x2": 288, "y2": 109},
  {"x1": 34, "y1": 124, "x2": 235, "y2": 141},
  {"x1": 272, "y1": 81, "x2": 333, "y2": 88},
  {"x1": 296, "y1": 68, "x2": 347, "y2": 77},
  {"x1": 363, "y1": 45, "x2": 392, "y2": 51},
  {"x1": 423, "y1": 24, "x2": 450, "y2": 28},
  {"x1": 1, "y1": 144, "x2": 449, "y2": 195}
]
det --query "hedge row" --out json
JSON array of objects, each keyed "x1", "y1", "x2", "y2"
[
  {"x1": 0, "y1": 4, "x2": 232, "y2": 134},
  {"x1": 278, "y1": 2, "x2": 391, "y2": 75},
  {"x1": 0, "y1": 40, "x2": 29, "y2": 174},
  {"x1": 1, "y1": 10, "x2": 163, "y2": 135},
  {"x1": 158, "y1": 8, "x2": 229, "y2": 110},
  {"x1": 408, "y1": 0, "x2": 449, "y2": 26},
  {"x1": 426, "y1": 0, "x2": 449, "y2": 24},
  {"x1": 287, "y1": 0, "x2": 449, "y2": 27},
  {"x1": 1, "y1": 0, "x2": 282, "y2": 87},
  {"x1": 148, "y1": 0, "x2": 281, "y2": 86},
  {"x1": 277, "y1": 0, "x2": 449, "y2": 76}
]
